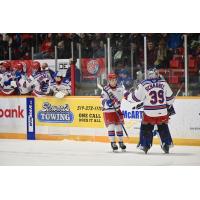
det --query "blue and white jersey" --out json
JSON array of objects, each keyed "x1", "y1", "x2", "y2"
[
  {"x1": 127, "y1": 78, "x2": 175, "y2": 117},
  {"x1": 0, "y1": 71, "x2": 16, "y2": 95},
  {"x1": 50, "y1": 79, "x2": 71, "y2": 96},
  {"x1": 17, "y1": 73, "x2": 33, "y2": 95},
  {"x1": 30, "y1": 71, "x2": 52, "y2": 96}
]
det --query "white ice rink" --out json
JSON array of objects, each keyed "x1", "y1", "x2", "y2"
[{"x1": 0, "y1": 139, "x2": 200, "y2": 165}]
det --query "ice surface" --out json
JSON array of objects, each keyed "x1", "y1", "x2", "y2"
[{"x1": 0, "y1": 139, "x2": 200, "y2": 166}]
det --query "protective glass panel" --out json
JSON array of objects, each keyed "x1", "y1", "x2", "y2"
[
  {"x1": 187, "y1": 34, "x2": 200, "y2": 96},
  {"x1": 76, "y1": 33, "x2": 106, "y2": 96}
]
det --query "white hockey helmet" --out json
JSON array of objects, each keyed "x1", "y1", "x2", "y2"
[{"x1": 147, "y1": 67, "x2": 159, "y2": 79}]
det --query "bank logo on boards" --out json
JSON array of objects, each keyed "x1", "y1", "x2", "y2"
[
  {"x1": 0, "y1": 106, "x2": 24, "y2": 118},
  {"x1": 37, "y1": 102, "x2": 74, "y2": 123}
]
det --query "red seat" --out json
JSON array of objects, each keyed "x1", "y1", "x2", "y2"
[
  {"x1": 188, "y1": 57, "x2": 198, "y2": 73},
  {"x1": 169, "y1": 76, "x2": 179, "y2": 84},
  {"x1": 170, "y1": 59, "x2": 183, "y2": 68},
  {"x1": 189, "y1": 58, "x2": 197, "y2": 68},
  {"x1": 177, "y1": 48, "x2": 184, "y2": 55}
]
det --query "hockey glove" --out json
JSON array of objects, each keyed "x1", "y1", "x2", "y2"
[
  {"x1": 15, "y1": 72, "x2": 22, "y2": 81},
  {"x1": 106, "y1": 99, "x2": 114, "y2": 107},
  {"x1": 4, "y1": 79, "x2": 12, "y2": 86},
  {"x1": 55, "y1": 91, "x2": 65, "y2": 98},
  {"x1": 10, "y1": 81, "x2": 17, "y2": 88},
  {"x1": 167, "y1": 105, "x2": 176, "y2": 116}
]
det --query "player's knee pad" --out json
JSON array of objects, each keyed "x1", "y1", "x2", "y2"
[
  {"x1": 157, "y1": 123, "x2": 173, "y2": 145},
  {"x1": 115, "y1": 125, "x2": 123, "y2": 137},
  {"x1": 139, "y1": 123, "x2": 154, "y2": 148},
  {"x1": 108, "y1": 124, "x2": 115, "y2": 136}
]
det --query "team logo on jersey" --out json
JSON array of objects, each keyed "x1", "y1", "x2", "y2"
[
  {"x1": 87, "y1": 60, "x2": 99, "y2": 75},
  {"x1": 37, "y1": 102, "x2": 74, "y2": 123}
]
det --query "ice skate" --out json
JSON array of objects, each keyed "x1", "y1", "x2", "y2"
[
  {"x1": 119, "y1": 141, "x2": 126, "y2": 152},
  {"x1": 143, "y1": 146, "x2": 149, "y2": 154},
  {"x1": 111, "y1": 142, "x2": 118, "y2": 152},
  {"x1": 161, "y1": 143, "x2": 169, "y2": 154},
  {"x1": 137, "y1": 144, "x2": 149, "y2": 154}
]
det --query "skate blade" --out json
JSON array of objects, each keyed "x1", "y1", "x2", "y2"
[
  {"x1": 163, "y1": 150, "x2": 169, "y2": 154},
  {"x1": 121, "y1": 149, "x2": 126, "y2": 152}
]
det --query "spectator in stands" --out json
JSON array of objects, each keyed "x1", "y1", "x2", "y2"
[
  {"x1": 117, "y1": 68, "x2": 134, "y2": 90},
  {"x1": 11, "y1": 34, "x2": 21, "y2": 59},
  {"x1": 34, "y1": 33, "x2": 54, "y2": 59},
  {"x1": 167, "y1": 33, "x2": 183, "y2": 50},
  {"x1": 99, "y1": 40, "x2": 105, "y2": 56},
  {"x1": 147, "y1": 41, "x2": 157, "y2": 67},
  {"x1": 61, "y1": 34, "x2": 72, "y2": 58},
  {"x1": 154, "y1": 40, "x2": 168, "y2": 68},
  {"x1": 113, "y1": 40, "x2": 125, "y2": 66},
  {"x1": 1, "y1": 34, "x2": 10, "y2": 60},
  {"x1": 130, "y1": 42, "x2": 143, "y2": 72},
  {"x1": 146, "y1": 33, "x2": 160, "y2": 46},
  {"x1": 57, "y1": 40, "x2": 65, "y2": 59},
  {"x1": 19, "y1": 40, "x2": 31, "y2": 60},
  {"x1": 54, "y1": 33, "x2": 65, "y2": 58},
  {"x1": 80, "y1": 33, "x2": 91, "y2": 58},
  {"x1": 88, "y1": 40, "x2": 104, "y2": 58},
  {"x1": 0, "y1": 34, "x2": 6, "y2": 60}
]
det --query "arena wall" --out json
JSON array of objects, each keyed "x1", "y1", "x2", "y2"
[{"x1": 0, "y1": 96, "x2": 200, "y2": 146}]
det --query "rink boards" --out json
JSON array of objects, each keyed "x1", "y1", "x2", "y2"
[{"x1": 0, "y1": 96, "x2": 200, "y2": 146}]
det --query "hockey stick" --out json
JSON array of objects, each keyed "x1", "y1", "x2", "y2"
[
  {"x1": 168, "y1": 82, "x2": 184, "y2": 109},
  {"x1": 99, "y1": 83, "x2": 129, "y2": 138}
]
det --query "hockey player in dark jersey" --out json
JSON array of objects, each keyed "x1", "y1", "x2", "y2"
[{"x1": 125, "y1": 68, "x2": 174, "y2": 154}]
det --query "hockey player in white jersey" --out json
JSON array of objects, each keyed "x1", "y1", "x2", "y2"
[
  {"x1": 50, "y1": 71, "x2": 71, "y2": 98},
  {"x1": 29, "y1": 61, "x2": 52, "y2": 97},
  {"x1": 40, "y1": 62, "x2": 55, "y2": 80},
  {"x1": 101, "y1": 72, "x2": 126, "y2": 152},
  {"x1": 13, "y1": 62, "x2": 33, "y2": 95},
  {"x1": 125, "y1": 68, "x2": 174, "y2": 154},
  {"x1": 0, "y1": 61, "x2": 18, "y2": 95}
]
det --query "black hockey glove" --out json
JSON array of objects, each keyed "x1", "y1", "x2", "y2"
[{"x1": 167, "y1": 105, "x2": 176, "y2": 116}]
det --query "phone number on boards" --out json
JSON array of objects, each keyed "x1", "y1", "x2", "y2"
[{"x1": 77, "y1": 106, "x2": 102, "y2": 111}]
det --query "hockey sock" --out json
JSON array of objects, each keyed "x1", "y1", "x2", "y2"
[
  {"x1": 109, "y1": 136, "x2": 115, "y2": 142},
  {"x1": 116, "y1": 131, "x2": 123, "y2": 142},
  {"x1": 108, "y1": 130, "x2": 115, "y2": 142}
]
